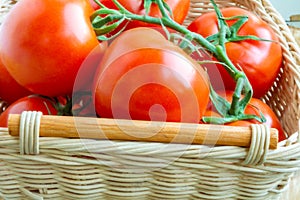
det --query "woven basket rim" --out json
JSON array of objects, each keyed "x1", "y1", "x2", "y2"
[
  {"x1": 0, "y1": 0, "x2": 300, "y2": 199},
  {"x1": 0, "y1": 0, "x2": 299, "y2": 149}
]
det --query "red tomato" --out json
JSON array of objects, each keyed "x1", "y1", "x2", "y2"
[
  {"x1": 89, "y1": 0, "x2": 100, "y2": 9},
  {"x1": 89, "y1": 0, "x2": 116, "y2": 10},
  {"x1": 0, "y1": 95, "x2": 58, "y2": 127},
  {"x1": 93, "y1": 27, "x2": 210, "y2": 122},
  {"x1": 90, "y1": 0, "x2": 190, "y2": 27},
  {"x1": 0, "y1": 0, "x2": 101, "y2": 97},
  {"x1": 187, "y1": 7, "x2": 282, "y2": 98},
  {"x1": 0, "y1": 56, "x2": 32, "y2": 104},
  {"x1": 203, "y1": 91, "x2": 286, "y2": 141}
]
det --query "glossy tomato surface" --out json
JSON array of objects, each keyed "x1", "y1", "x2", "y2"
[
  {"x1": 90, "y1": 0, "x2": 190, "y2": 27},
  {"x1": 93, "y1": 27, "x2": 210, "y2": 122},
  {"x1": 0, "y1": 56, "x2": 32, "y2": 104},
  {"x1": 203, "y1": 91, "x2": 286, "y2": 141},
  {"x1": 188, "y1": 7, "x2": 282, "y2": 98},
  {"x1": 0, "y1": 0, "x2": 100, "y2": 96},
  {"x1": 0, "y1": 95, "x2": 58, "y2": 127}
]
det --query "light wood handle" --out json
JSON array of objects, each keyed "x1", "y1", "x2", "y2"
[{"x1": 8, "y1": 114, "x2": 278, "y2": 149}]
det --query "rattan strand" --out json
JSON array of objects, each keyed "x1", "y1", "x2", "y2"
[
  {"x1": 18, "y1": 111, "x2": 272, "y2": 168},
  {"x1": 1, "y1": 0, "x2": 300, "y2": 199},
  {"x1": 19, "y1": 111, "x2": 42, "y2": 155},
  {"x1": 1, "y1": 126, "x2": 300, "y2": 199}
]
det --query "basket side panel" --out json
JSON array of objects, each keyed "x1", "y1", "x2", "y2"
[{"x1": 186, "y1": 0, "x2": 300, "y2": 136}]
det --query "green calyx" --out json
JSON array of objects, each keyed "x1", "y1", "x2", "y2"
[{"x1": 90, "y1": 0, "x2": 270, "y2": 124}]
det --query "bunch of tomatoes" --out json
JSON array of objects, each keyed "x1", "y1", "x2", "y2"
[{"x1": 0, "y1": 0, "x2": 286, "y2": 141}]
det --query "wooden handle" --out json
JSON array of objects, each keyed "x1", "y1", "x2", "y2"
[{"x1": 8, "y1": 114, "x2": 278, "y2": 149}]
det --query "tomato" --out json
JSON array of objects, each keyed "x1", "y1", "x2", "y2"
[
  {"x1": 0, "y1": 56, "x2": 32, "y2": 104},
  {"x1": 187, "y1": 7, "x2": 282, "y2": 98},
  {"x1": 89, "y1": 0, "x2": 100, "y2": 9},
  {"x1": 0, "y1": 95, "x2": 58, "y2": 127},
  {"x1": 90, "y1": 0, "x2": 190, "y2": 28},
  {"x1": 89, "y1": 0, "x2": 116, "y2": 10},
  {"x1": 0, "y1": 0, "x2": 102, "y2": 97},
  {"x1": 203, "y1": 91, "x2": 286, "y2": 142},
  {"x1": 93, "y1": 27, "x2": 210, "y2": 122}
]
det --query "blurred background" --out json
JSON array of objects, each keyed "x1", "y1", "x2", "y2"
[
  {"x1": 270, "y1": 0, "x2": 300, "y2": 46},
  {"x1": 270, "y1": 0, "x2": 300, "y2": 25}
]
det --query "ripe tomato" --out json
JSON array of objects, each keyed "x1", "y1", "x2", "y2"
[
  {"x1": 0, "y1": 0, "x2": 101, "y2": 97},
  {"x1": 0, "y1": 56, "x2": 32, "y2": 104},
  {"x1": 90, "y1": 0, "x2": 190, "y2": 27},
  {"x1": 89, "y1": 0, "x2": 115, "y2": 10},
  {"x1": 187, "y1": 7, "x2": 282, "y2": 98},
  {"x1": 93, "y1": 27, "x2": 210, "y2": 122},
  {"x1": 0, "y1": 95, "x2": 58, "y2": 127},
  {"x1": 203, "y1": 91, "x2": 286, "y2": 142}
]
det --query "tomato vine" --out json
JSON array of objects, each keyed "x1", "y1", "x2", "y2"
[{"x1": 90, "y1": 0, "x2": 268, "y2": 124}]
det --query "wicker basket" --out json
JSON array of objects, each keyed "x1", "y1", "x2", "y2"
[
  {"x1": 1, "y1": 0, "x2": 300, "y2": 199},
  {"x1": 288, "y1": 14, "x2": 300, "y2": 49}
]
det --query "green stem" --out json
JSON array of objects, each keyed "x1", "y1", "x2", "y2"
[
  {"x1": 229, "y1": 77, "x2": 244, "y2": 116},
  {"x1": 91, "y1": 0, "x2": 262, "y2": 123},
  {"x1": 155, "y1": 0, "x2": 172, "y2": 20}
]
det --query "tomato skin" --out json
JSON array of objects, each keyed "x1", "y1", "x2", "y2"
[
  {"x1": 93, "y1": 27, "x2": 210, "y2": 122},
  {"x1": 89, "y1": 0, "x2": 116, "y2": 10},
  {"x1": 90, "y1": 0, "x2": 190, "y2": 27},
  {"x1": 123, "y1": 0, "x2": 190, "y2": 28},
  {"x1": 89, "y1": 0, "x2": 100, "y2": 9},
  {"x1": 188, "y1": 7, "x2": 282, "y2": 98},
  {"x1": 203, "y1": 91, "x2": 286, "y2": 142},
  {"x1": 0, "y1": 95, "x2": 58, "y2": 127},
  {"x1": 0, "y1": 56, "x2": 32, "y2": 104},
  {"x1": 0, "y1": 0, "x2": 100, "y2": 97}
]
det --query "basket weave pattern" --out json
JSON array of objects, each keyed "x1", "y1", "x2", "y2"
[{"x1": 1, "y1": 0, "x2": 300, "y2": 199}]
